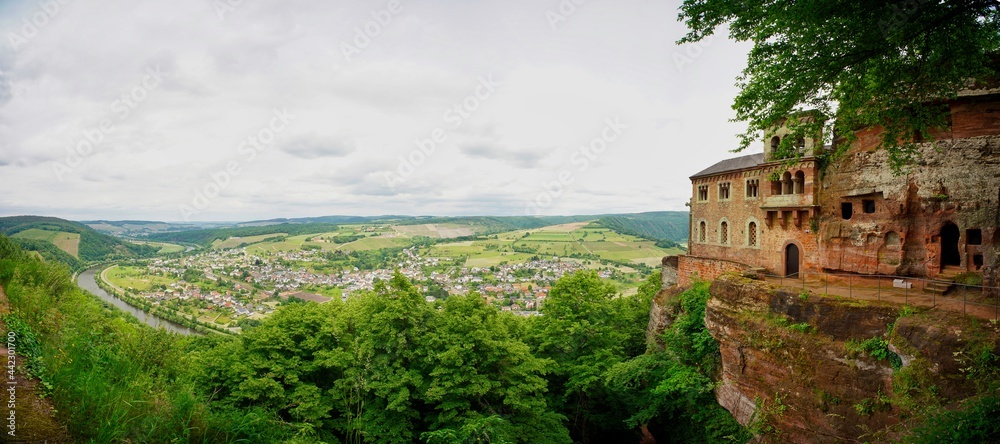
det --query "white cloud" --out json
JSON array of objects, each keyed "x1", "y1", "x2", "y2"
[{"x1": 0, "y1": 0, "x2": 753, "y2": 221}]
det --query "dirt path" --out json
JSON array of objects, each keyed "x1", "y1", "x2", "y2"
[{"x1": 0, "y1": 284, "x2": 73, "y2": 443}]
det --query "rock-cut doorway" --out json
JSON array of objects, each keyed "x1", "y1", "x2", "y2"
[{"x1": 941, "y1": 222, "x2": 961, "y2": 269}]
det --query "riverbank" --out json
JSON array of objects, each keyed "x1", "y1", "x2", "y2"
[
  {"x1": 91, "y1": 265, "x2": 232, "y2": 335},
  {"x1": 76, "y1": 266, "x2": 208, "y2": 335}
]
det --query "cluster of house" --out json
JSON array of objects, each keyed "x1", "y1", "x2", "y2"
[
  {"x1": 139, "y1": 245, "x2": 600, "y2": 316},
  {"x1": 142, "y1": 283, "x2": 270, "y2": 318}
]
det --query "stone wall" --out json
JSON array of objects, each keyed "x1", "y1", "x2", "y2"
[
  {"x1": 676, "y1": 255, "x2": 749, "y2": 287},
  {"x1": 689, "y1": 159, "x2": 820, "y2": 275}
]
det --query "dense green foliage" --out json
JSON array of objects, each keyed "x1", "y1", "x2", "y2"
[
  {"x1": 595, "y1": 212, "x2": 689, "y2": 245},
  {"x1": 146, "y1": 222, "x2": 340, "y2": 247},
  {"x1": 0, "y1": 235, "x2": 285, "y2": 442},
  {"x1": 905, "y1": 395, "x2": 1000, "y2": 443},
  {"x1": 192, "y1": 273, "x2": 570, "y2": 443},
  {"x1": 528, "y1": 271, "x2": 647, "y2": 442},
  {"x1": 678, "y1": 0, "x2": 1000, "y2": 170},
  {"x1": 7, "y1": 237, "x2": 84, "y2": 270},
  {"x1": 0, "y1": 215, "x2": 157, "y2": 267},
  {"x1": 604, "y1": 281, "x2": 750, "y2": 443},
  {"x1": 0, "y1": 233, "x2": 744, "y2": 443}
]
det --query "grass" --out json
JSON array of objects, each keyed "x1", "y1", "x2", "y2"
[
  {"x1": 135, "y1": 241, "x2": 186, "y2": 254},
  {"x1": 105, "y1": 265, "x2": 178, "y2": 292},
  {"x1": 300, "y1": 284, "x2": 343, "y2": 298},
  {"x1": 11, "y1": 228, "x2": 81, "y2": 258},
  {"x1": 338, "y1": 236, "x2": 412, "y2": 251},
  {"x1": 465, "y1": 252, "x2": 536, "y2": 268},
  {"x1": 0, "y1": 236, "x2": 291, "y2": 442},
  {"x1": 393, "y1": 223, "x2": 476, "y2": 238},
  {"x1": 212, "y1": 233, "x2": 287, "y2": 249}
]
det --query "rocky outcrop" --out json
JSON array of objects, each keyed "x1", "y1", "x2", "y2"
[
  {"x1": 702, "y1": 274, "x2": 999, "y2": 443},
  {"x1": 646, "y1": 285, "x2": 683, "y2": 348}
]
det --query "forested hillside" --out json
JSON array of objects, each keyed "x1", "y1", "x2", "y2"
[
  {"x1": 0, "y1": 216, "x2": 156, "y2": 269},
  {"x1": 394, "y1": 215, "x2": 595, "y2": 234},
  {"x1": 596, "y1": 211, "x2": 689, "y2": 244},
  {"x1": 145, "y1": 222, "x2": 340, "y2": 247}
]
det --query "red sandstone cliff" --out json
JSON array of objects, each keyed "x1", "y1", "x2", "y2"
[{"x1": 649, "y1": 274, "x2": 1000, "y2": 442}]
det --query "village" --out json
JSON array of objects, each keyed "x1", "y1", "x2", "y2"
[{"x1": 122, "y1": 245, "x2": 602, "y2": 322}]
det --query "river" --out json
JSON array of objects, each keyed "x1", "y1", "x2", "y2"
[{"x1": 76, "y1": 267, "x2": 198, "y2": 335}]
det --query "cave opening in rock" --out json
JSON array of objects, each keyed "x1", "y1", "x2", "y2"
[{"x1": 941, "y1": 222, "x2": 961, "y2": 268}]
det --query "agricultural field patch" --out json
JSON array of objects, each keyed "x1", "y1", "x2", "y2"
[
  {"x1": 105, "y1": 265, "x2": 178, "y2": 292},
  {"x1": 337, "y1": 236, "x2": 411, "y2": 252},
  {"x1": 212, "y1": 233, "x2": 287, "y2": 250},
  {"x1": 393, "y1": 223, "x2": 475, "y2": 238},
  {"x1": 11, "y1": 228, "x2": 81, "y2": 258},
  {"x1": 135, "y1": 241, "x2": 186, "y2": 254},
  {"x1": 540, "y1": 221, "x2": 592, "y2": 232}
]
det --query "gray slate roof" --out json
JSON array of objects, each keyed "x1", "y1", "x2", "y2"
[{"x1": 690, "y1": 153, "x2": 765, "y2": 179}]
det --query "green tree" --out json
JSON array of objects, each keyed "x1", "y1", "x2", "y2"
[
  {"x1": 678, "y1": 0, "x2": 1000, "y2": 170},
  {"x1": 420, "y1": 293, "x2": 571, "y2": 443},
  {"x1": 604, "y1": 281, "x2": 749, "y2": 443},
  {"x1": 529, "y1": 271, "x2": 649, "y2": 443},
  {"x1": 330, "y1": 273, "x2": 431, "y2": 444}
]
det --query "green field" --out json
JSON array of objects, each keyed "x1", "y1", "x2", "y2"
[
  {"x1": 393, "y1": 223, "x2": 476, "y2": 238},
  {"x1": 234, "y1": 228, "x2": 415, "y2": 255},
  {"x1": 426, "y1": 240, "x2": 538, "y2": 268},
  {"x1": 105, "y1": 265, "x2": 179, "y2": 292},
  {"x1": 298, "y1": 285, "x2": 343, "y2": 299},
  {"x1": 337, "y1": 236, "x2": 412, "y2": 252},
  {"x1": 217, "y1": 219, "x2": 682, "y2": 278},
  {"x1": 138, "y1": 241, "x2": 186, "y2": 254},
  {"x1": 495, "y1": 223, "x2": 677, "y2": 267},
  {"x1": 212, "y1": 233, "x2": 288, "y2": 249},
  {"x1": 11, "y1": 228, "x2": 81, "y2": 258}
]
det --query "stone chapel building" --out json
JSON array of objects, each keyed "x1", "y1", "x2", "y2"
[{"x1": 673, "y1": 88, "x2": 1000, "y2": 293}]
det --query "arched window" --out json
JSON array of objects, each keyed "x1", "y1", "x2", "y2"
[
  {"x1": 746, "y1": 179, "x2": 759, "y2": 198},
  {"x1": 720, "y1": 221, "x2": 729, "y2": 245},
  {"x1": 748, "y1": 221, "x2": 757, "y2": 247},
  {"x1": 770, "y1": 136, "x2": 780, "y2": 151},
  {"x1": 699, "y1": 221, "x2": 706, "y2": 243},
  {"x1": 782, "y1": 171, "x2": 793, "y2": 195},
  {"x1": 793, "y1": 171, "x2": 805, "y2": 194}
]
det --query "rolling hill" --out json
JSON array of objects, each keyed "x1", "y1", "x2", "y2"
[
  {"x1": 594, "y1": 212, "x2": 689, "y2": 245},
  {"x1": 81, "y1": 220, "x2": 208, "y2": 236},
  {"x1": 0, "y1": 216, "x2": 159, "y2": 269},
  {"x1": 145, "y1": 222, "x2": 341, "y2": 247},
  {"x1": 240, "y1": 214, "x2": 689, "y2": 240}
]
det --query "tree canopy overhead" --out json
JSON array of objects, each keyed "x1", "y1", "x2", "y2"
[{"x1": 679, "y1": 0, "x2": 1000, "y2": 170}]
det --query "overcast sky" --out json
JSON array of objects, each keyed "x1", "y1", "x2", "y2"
[{"x1": 0, "y1": 0, "x2": 753, "y2": 222}]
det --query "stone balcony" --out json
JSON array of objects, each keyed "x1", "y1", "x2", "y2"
[{"x1": 761, "y1": 192, "x2": 815, "y2": 209}]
